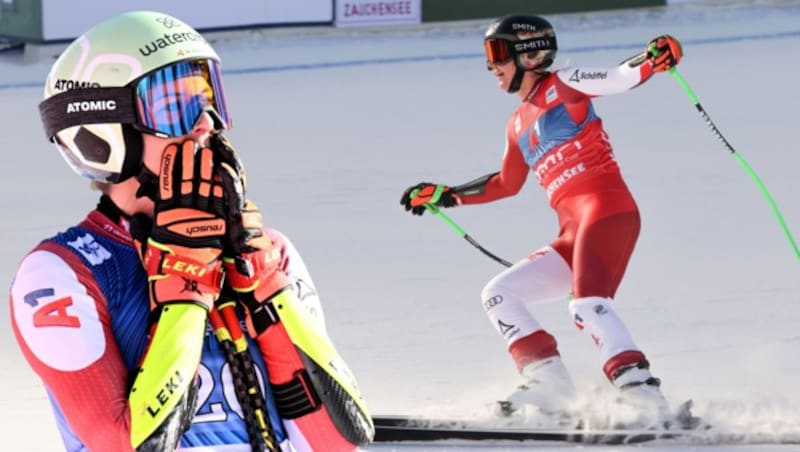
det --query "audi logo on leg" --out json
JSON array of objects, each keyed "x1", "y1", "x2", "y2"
[{"x1": 483, "y1": 295, "x2": 503, "y2": 311}]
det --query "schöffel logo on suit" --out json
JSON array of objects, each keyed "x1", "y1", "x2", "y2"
[{"x1": 569, "y1": 69, "x2": 608, "y2": 83}]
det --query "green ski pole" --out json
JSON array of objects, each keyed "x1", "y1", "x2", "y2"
[
  {"x1": 668, "y1": 66, "x2": 799, "y2": 261},
  {"x1": 423, "y1": 203, "x2": 512, "y2": 268}
]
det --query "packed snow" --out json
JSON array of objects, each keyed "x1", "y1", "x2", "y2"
[{"x1": 1, "y1": 0, "x2": 798, "y2": 450}]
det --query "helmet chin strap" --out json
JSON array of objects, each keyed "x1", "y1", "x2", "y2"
[
  {"x1": 134, "y1": 165, "x2": 158, "y2": 201},
  {"x1": 507, "y1": 67, "x2": 525, "y2": 93}
]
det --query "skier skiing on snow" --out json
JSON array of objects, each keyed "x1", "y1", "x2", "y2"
[
  {"x1": 400, "y1": 14, "x2": 683, "y2": 425},
  {"x1": 10, "y1": 11, "x2": 373, "y2": 451}
]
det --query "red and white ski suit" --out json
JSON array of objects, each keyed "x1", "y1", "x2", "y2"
[{"x1": 464, "y1": 60, "x2": 658, "y2": 378}]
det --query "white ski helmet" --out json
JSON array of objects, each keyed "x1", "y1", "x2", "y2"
[{"x1": 39, "y1": 11, "x2": 232, "y2": 183}]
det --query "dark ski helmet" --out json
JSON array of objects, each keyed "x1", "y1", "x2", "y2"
[{"x1": 484, "y1": 15, "x2": 557, "y2": 93}]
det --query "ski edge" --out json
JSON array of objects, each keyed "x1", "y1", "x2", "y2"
[
  {"x1": 373, "y1": 415, "x2": 684, "y2": 444},
  {"x1": 371, "y1": 415, "x2": 800, "y2": 446}
]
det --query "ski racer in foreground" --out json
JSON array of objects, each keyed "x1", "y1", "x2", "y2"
[
  {"x1": 400, "y1": 14, "x2": 684, "y2": 426},
  {"x1": 10, "y1": 11, "x2": 373, "y2": 451}
]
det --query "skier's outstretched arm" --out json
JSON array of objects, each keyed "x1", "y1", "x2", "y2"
[
  {"x1": 401, "y1": 133, "x2": 529, "y2": 215},
  {"x1": 554, "y1": 35, "x2": 682, "y2": 98}
]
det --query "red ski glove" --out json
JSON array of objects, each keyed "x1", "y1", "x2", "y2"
[
  {"x1": 647, "y1": 35, "x2": 683, "y2": 72},
  {"x1": 131, "y1": 140, "x2": 226, "y2": 311},
  {"x1": 400, "y1": 182, "x2": 460, "y2": 216}
]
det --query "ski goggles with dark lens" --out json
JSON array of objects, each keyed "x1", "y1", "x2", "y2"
[
  {"x1": 484, "y1": 38, "x2": 514, "y2": 65},
  {"x1": 134, "y1": 59, "x2": 231, "y2": 137},
  {"x1": 484, "y1": 36, "x2": 557, "y2": 66}
]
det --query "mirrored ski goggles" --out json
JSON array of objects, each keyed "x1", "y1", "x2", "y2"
[
  {"x1": 485, "y1": 39, "x2": 514, "y2": 65},
  {"x1": 134, "y1": 59, "x2": 231, "y2": 137},
  {"x1": 484, "y1": 36, "x2": 557, "y2": 66},
  {"x1": 39, "y1": 58, "x2": 232, "y2": 141}
]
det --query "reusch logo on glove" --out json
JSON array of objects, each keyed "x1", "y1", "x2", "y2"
[
  {"x1": 174, "y1": 219, "x2": 226, "y2": 238},
  {"x1": 160, "y1": 150, "x2": 174, "y2": 200}
]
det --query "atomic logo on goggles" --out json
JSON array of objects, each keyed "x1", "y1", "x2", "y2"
[{"x1": 66, "y1": 100, "x2": 117, "y2": 114}]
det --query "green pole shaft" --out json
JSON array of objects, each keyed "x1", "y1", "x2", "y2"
[
  {"x1": 425, "y1": 204, "x2": 512, "y2": 267},
  {"x1": 669, "y1": 68, "x2": 800, "y2": 262}
]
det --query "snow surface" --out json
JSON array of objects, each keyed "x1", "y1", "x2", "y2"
[{"x1": 1, "y1": 0, "x2": 799, "y2": 450}]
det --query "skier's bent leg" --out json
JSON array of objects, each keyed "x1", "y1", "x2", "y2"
[
  {"x1": 569, "y1": 296, "x2": 670, "y2": 425},
  {"x1": 568, "y1": 296, "x2": 641, "y2": 367},
  {"x1": 481, "y1": 247, "x2": 576, "y2": 413}
]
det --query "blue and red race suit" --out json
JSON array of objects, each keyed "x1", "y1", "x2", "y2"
[{"x1": 10, "y1": 201, "x2": 298, "y2": 451}]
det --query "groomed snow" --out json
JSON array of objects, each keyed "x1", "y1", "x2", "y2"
[{"x1": 1, "y1": 1, "x2": 798, "y2": 450}]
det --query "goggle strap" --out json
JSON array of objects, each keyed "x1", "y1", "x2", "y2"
[{"x1": 39, "y1": 87, "x2": 137, "y2": 139}]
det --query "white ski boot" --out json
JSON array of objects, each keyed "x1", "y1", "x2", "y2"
[
  {"x1": 498, "y1": 357, "x2": 577, "y2": 421},
  {"x1": 609, "y1": 360, "x2": 673, "y2": 429}
]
